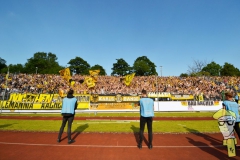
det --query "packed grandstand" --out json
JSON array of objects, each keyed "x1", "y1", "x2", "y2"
[{"x1": 0, "y1": 73, "x2": 239, "y2": 102}]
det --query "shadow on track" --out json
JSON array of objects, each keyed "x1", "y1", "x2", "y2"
[
  {"x1": 131, "y1": 125, "x2": 148, "y2": 147},
  {"x1": 184, "y1": 127, "x2": 239, "y2": 160},
  {"x1": 61, "y1": 124, "x2": 89, "y2": 141}
]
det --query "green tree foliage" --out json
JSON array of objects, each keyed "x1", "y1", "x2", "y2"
[
  {"x1": 7, "y1": 64, "x2": 24, "y2": 74},
  {"x1": 68, "y1": 56, "x2": 90, "y2": 75},
  {"x1": 198, "y1": 71, "x2": 210, "y2": 76},
  {"x1": 90, "y1": 64, "x2": 107, "y2": 75},
  {"x1": 220, "y1": 62, "x2": 240, "y2": 76},
  {"x1": 0, "y1": 57, "x2": 7, "y2": 73},
  {"x1": 133, "y1": 56, "x2": 157, "y2": 76},
  {"x1": 24, "y1": 52, "x2": 63, "y2": 74},
  {"x1": 188, "y1": 71, "x2": 210, "y2": 77},
  {"x1": 201, "y1": 61, "x2": 221, "y2": 76},
  {"x1": 111, "y1": 58, "x2": 132, "y2": 76},
  {"x1": 180, "y1": 73, "x2": 188, "y2": 77}
]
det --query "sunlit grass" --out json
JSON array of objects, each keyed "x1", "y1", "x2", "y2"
[
  {"x1": 0, "y1": 119, "x2": 219, "y2": 133},
  {"x1": 0, "y1": 111, "x2": 220, "y2": 133}
]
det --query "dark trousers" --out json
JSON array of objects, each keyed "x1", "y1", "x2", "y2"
[
  {"x1": 58, "y1": 116, "x2": 74, "y2": 140},
  {"x1": 139, "y1": 116, "x2": 153, "y2": 145},
  {"x1": 234, "y1": 122, "x2": 240, "y2": 139}
]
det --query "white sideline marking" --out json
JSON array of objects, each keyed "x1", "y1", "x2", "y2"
[{"x1": 0, "y1": 141, "x2": 229, "y2": 148}]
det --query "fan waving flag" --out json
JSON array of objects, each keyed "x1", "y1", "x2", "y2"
[
  {"x1": 59, "y1": 68, "x2": 71, "y2": 82},
  {"x1": 89, "y1": 70, "x2": 100, "y2": 82},
  {"x1": 124, "y1": 73, "x2": 135, "y2": 86}
]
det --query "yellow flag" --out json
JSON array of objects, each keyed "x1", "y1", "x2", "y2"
[
  {"x1": 5, "y1": 74, "x2": 12, "y2": 81},
  {"x1": 89, "y1": 70, "x2": 100, "y2": 82},
  {"x1": 83, "y1": 77, "x2": 95, "y2": 88},
  {"x1": 59, "y1": 68, "x2": 71, "y2": 82},
  {"x1": 59, "y1": 89, "x2": 64, "y2": 98},
  {"x1": 198, "y1": 93, "x2": 204, "y2": 101},
  {"x1": 123, "y1": 73, "x2": 135, "y2": 86},
  {"x1": 70, "y1": 80, "x2": 75, "y2": 87}
]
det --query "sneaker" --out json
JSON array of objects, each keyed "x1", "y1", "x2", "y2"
[
  {"x1": 148, "y1": 144, "x2": 153, "y2": 149},
  {"x1": 68, "y1": 139, "x2": 75, "y2": 144},
  {"x1": 138, "y1": 144, "x2": 142, "y2": 149}
]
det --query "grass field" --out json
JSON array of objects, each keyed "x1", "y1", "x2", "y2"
[
  {"x1": 0, "y1": 111, "x2": 220, "y2": 133},
  {"x1": 0, "y1": 119, "x2": 218, "y2": 133}
]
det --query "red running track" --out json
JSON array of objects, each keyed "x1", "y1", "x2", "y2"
[
  {"x1": 0, "y1": 116, "x2": 239, "y2": 159},
  {"x1": 0, "y1": 131, "x2": 240, "y2": 160}
]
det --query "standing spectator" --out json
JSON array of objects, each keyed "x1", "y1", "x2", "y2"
[
  {"x1": 222, "y1": 92, "x2": 240, "y2": 140},
  {"x1": 57, "y1": 89, "x2": 77, "y2": 144},
  {"x1": 138, "y1": 89, "x2": 154, "y2": 149}
]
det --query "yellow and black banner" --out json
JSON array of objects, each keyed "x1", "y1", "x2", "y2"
[{"x1": 1, "y1": 93, "x2": 90, "y2": 110}]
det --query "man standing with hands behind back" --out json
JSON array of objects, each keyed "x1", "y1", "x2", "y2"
[
  {"x1": 138, "y1": 89, "x2": 154, "y2": 149},
  {"x1": 57, "y1": 89, "x2": 78, "y2": 144}
]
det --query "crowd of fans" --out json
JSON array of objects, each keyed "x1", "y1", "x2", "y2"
[{"x1": 0, "y1": 73, "x2": 239, "y2": 101}]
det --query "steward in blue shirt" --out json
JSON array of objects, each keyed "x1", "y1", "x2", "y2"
[
  {"x1": 57, "y1": 89, "x2": 77, "y2": 144},
  {"x1": 138, "y1": 89, "x2": 154, "y2": 149}
]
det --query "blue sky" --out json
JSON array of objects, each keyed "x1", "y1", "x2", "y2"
[{"x1": 0, "y1": 0, "x2": 240, "y2": 76}]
